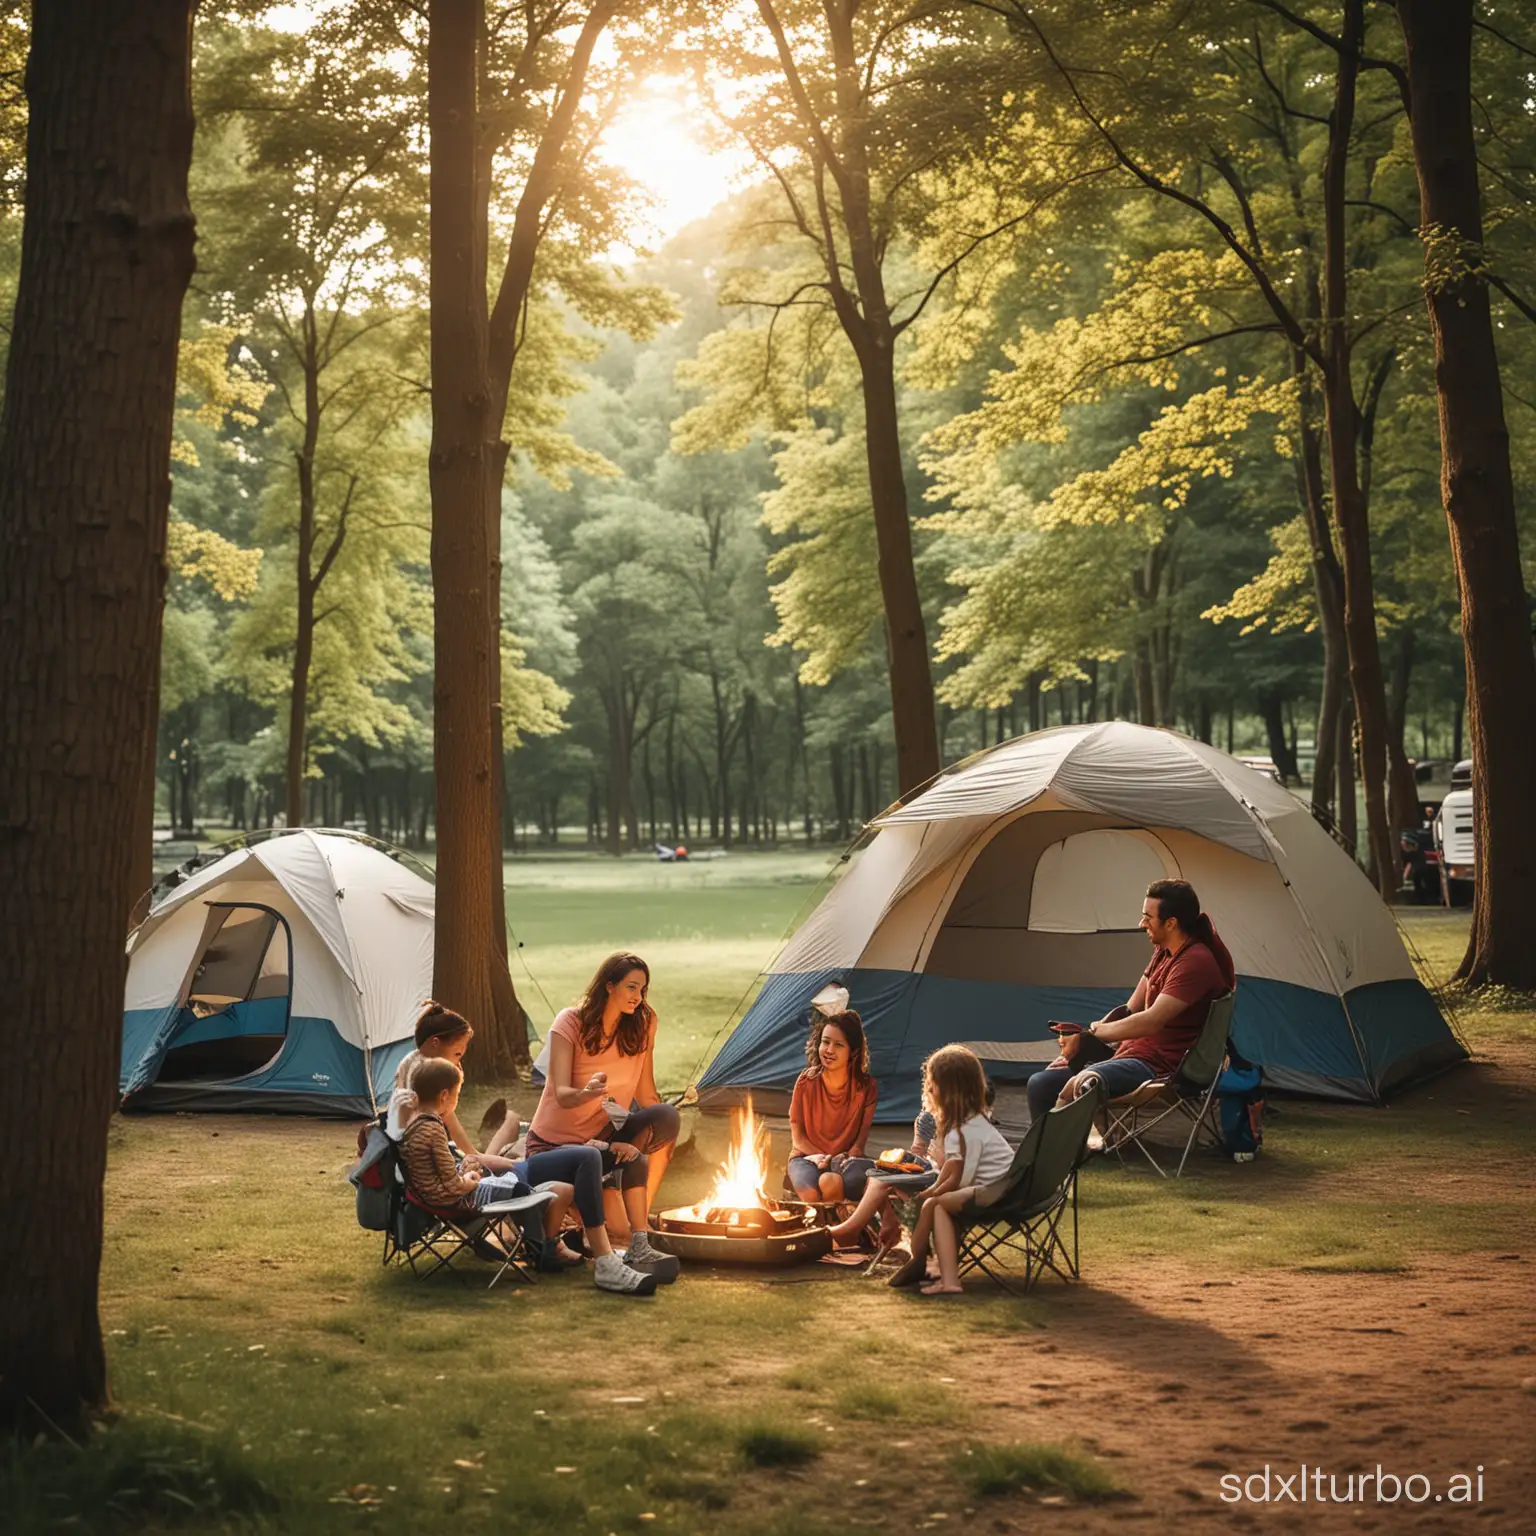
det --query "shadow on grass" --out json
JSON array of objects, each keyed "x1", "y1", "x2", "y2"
[{"x1": 2, "y1": 1415, "x2": 279, "y2": 1532}]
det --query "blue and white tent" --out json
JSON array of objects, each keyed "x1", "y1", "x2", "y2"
[
  {"x1": 699, "y1": 724, "x2": 1463, "y2": 1119},
  {"x1": 121, "y1": 830, "x2": 432, "y2": 1116}
]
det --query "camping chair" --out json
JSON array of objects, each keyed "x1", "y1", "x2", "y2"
[
  {"x1": 1100, "y1": 992, "x2": 1236, "y2": 1179},
  {"x1": 362, "y1": 1127, "x2": 556, "y2": 1288},
  {"x1": 954, "y1": 1086, "x2": 1102, "y2": 1294},
  {"x1": 399, "y1": 1186, "x2": 557, "y2": 1288}
]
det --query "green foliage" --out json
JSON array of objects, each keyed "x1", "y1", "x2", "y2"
[
  {"x1": 736, "y1": 1424, "x2": 820, "y2": 1469},
  {"x1": 955, "y1": 1442, "x2": 1122, "y2": 1502},
  {"x1": 760, "y1": 428, "x2": 882, "y2": 682}
]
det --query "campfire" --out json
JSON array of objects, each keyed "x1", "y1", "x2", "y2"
[{"x1": 649, "y1": 1100, "x2": 832, "y2": 1265}]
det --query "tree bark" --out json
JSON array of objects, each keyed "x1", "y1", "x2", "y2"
[
  {"x1": 1385, "y1": 627, "x2": 1420, "y2": 835},
  {"x1": 0, "y1": 0, "x2": 195, "y2": 1435},
  {"x1": 428, "y1": 0, "x2": 500, "y2": 1053},
  {"x1": 429, "y1": 1, "x2": 614, "y2": 1071},
  {"x1": 127, "y1": 666, "x2": 162, "y2": 928},
  {"x1": 1291, "y1": 370, "x2": 1348, "y2": 816},
  {"x1": 860, "y1": 346, "x2": 940, "y2": 791},
  {"x1": 1335, "y1": 697, "x2": 1358, "y2": 853},
  {"x1": 1319, "y1": 0, "x2": 1396, "y2": 896},
  {"x1": 1259, "y1": 692, "x2": 1300, "y2": 782},
  {"x1": 1396, "y1": 0, "x2": 1536, "y2": 987}
]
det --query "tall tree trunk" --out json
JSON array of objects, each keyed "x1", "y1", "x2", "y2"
[
  {"x1": 757, "y1": 0, "x2": 938, "y2": 792},
  {"x1": 484, "y1": 467, "x2": 525, "y2": 1074},
  {"x1": 285, "y1": 310, "x2": 321, "y2": 829},
  {"x1": 860, "y1": 347, "x2": 940, "y2": 792},
  {"x1": 428, "y1": 0, "x2": 500, "y2": 1050},
  {"x1": 1385, "y1": 627, "x2": 1420, "y2": 835},
  {"x1": 1292, "y1": 374, "x2": 1347, "y2": 815},
  {"x1": 1397, "y1": 0, "x2": 1536, "y2": 987},
  {"x1": 1259, "y1": 692, "x2": 1300, "y2": 782},
  {"x1": 127, "y1": 667, "x2": 162, "y2": 928},
  {"x1": 1336, "y1": 698, "x2": 1358, "y2": 852},
  {"x1": 0, "y1": 0, "x2": 195, "y2": 1436},
  {"x1": 1319, "y1": 0, "x2": 1396, "y2": 896}
]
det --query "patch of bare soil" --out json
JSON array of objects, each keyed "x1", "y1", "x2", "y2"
[{"x1": 931, "y1": 1252, "x2": 1534, "y2": 1533}]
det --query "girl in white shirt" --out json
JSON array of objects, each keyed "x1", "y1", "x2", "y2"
[{"x1": 889, "y1": 1045, "x2": 1015, "y2": 1296}]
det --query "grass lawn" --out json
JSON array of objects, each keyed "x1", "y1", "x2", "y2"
[{"x1": 9, "y1": 859, "x2": 1535, "y2": 1532}]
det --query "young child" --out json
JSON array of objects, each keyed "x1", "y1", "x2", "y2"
[
  {"x1": 887, "y1": 1045, "x2": 1013, "y2": 1296},
  {"x1": 402, "y1": 1057, "x2": 659, "y2": 1296},
  {"x1": 387, "y1": 1001, "x2": 520, "y2": 1159}
]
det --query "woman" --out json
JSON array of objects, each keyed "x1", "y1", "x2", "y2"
[
  {"x1": 526, "y1": 952, "x2": 680, "y2": 1279},
  {"x1": 787, "y1": 1008, "x2": 878, "y2": 1204},
  {"x1": 394, "y1": 1002, "x2": 659, "y2": 1295}
]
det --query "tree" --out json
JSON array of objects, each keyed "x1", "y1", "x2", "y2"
[
  {"x1": 1394, "y1": 0, "x2": 1536, "y2": 988},
  {"x1": 197, "y1": 18, "x2": 427, "y2": 828},
  {"x1": 0, "y1": 0, "x2": 196, "y2": 1433},
  {"x1": 975, "y1": 0, "x2": 1420, "y2": 892},
  {"x1": 693, "y1": 0, "x2": 1021, "y2": 794},
  {"x1": 430, "y1": 0, "x2": 650, "y2": 1073}
]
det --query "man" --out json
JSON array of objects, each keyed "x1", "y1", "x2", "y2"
[{"x1": 1025, "y1": 879, "x2": 1236, "y2": 1124}]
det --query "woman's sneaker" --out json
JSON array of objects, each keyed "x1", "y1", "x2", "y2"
[
  {"x1": 593, "y1": 1253, "x2": 658, "y2": 1296},
  {"x1": 622, "y1": 1229, "x2": 681, "y2": 1283}
]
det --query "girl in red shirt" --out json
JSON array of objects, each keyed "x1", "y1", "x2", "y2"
[{"x1": 787, "y1": 1008, "x2": 879, "y2": 1202}]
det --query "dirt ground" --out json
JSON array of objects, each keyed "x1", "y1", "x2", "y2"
[{"x1": 962, "y1": 1251, "x2": 1535, "y2": 1530}]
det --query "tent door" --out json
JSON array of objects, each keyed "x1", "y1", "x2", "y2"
[{"x1": 155, "y1": 903, "x2": 294, "y2": 1085}]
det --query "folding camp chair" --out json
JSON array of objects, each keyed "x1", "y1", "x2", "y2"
[
  {"x1": 399, "y1": 1186, "x2": 557, "y2": 1288},
  {"x1": 360, "y1": 1126, "x2": 556, "y2": 1288},
  {"x1": 1100, "y1": 992, "x2": 1236, "y2": 1179},
  {"x1": 954, "y1": 1086, "x2": 1102, "y2": 1294}
]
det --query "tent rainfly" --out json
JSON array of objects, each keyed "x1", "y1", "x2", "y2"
[
  {"x1": 698, "y1": 723, "x2": 1464, "y2": 1119},
  {"x1": 121, "y1": 830, "x2": 433, "y2": 1116}
]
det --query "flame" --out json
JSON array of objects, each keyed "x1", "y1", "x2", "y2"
[{"x1": 698, "y1": 1099, "x2": 770, "y2": 1215}]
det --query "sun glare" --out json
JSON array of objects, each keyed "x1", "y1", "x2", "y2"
[{"x1": 596, "y1": 75, "x2": 744, "y2": 254}]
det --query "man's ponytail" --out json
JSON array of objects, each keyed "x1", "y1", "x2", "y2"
[{"x1": 1146, "y1": 880, "x2": 1236, "y2": 988}]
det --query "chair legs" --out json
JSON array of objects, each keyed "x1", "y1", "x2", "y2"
[
  {"x1": 955, "y1": 1175, "x2": 1082, "y2": 1294},
  {"x1": 1105, "y1": 1082, "x2": 1224, "y2": 1179}
]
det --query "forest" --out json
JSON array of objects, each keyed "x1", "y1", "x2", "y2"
[
  {"x1": 1, "y1": 0, "x2": 1534, "y2": 1458},
  {"x1": 1, "y1": 1, "x2": 1521, "y2": 870}
]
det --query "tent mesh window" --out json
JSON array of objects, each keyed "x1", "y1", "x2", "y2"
[{"x1": 158, "y1": 904, "x2": 292, "y2": 1084}]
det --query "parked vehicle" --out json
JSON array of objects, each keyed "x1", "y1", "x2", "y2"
[
  {"x1": 1432, "y1": 760, "x2": 1475, "y2": 906},
  {"x1": 1235, "y1": 754, "x2": 1285, "y2": 784}
]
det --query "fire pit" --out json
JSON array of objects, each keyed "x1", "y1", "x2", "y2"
[{"x1": 649, "y1": 1101, "x2": 833, "y2": 1267}]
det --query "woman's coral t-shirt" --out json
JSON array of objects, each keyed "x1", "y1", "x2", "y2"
[{"x1": 528, "y1": 1006, "x2": 657, "y2": 1145}]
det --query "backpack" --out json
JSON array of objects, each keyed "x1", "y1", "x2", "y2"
[
  {"x1": 349, "y1": 1123, "x2": 397, "y2": 1231},
  {"x1": 1216, "y1": 1060, "x2": 1264, "y2": 1160}
]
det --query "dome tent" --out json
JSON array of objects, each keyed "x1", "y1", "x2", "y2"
[
  {"x1": 122, "y1": 829, "x2": 435, "y2": 1116},
  {"x1": 698, "y1": 723, "x2": 1463, "y2": 1120}
]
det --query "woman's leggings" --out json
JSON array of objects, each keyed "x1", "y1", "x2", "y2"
[
  {"x1": 519, "y1": 1145, "x2": 606, "y2": 1229},
  {"x1": 606, "y1": 1101, "x2": 681, "y2": 1190},
  {"x1": 523, "y1": 1101, "x2": 681, "y2": 1198}
]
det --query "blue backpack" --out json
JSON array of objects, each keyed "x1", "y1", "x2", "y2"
[{"x1": 1216, "y1": 1061, "x2": 1264, "y2": 1159}]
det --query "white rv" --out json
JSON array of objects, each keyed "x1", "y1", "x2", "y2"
[{"x1": 1433, "y1": 759, "x2": 1475, "y2": 906}]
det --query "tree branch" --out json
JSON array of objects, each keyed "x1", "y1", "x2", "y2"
[
  {"x1": 891, "y1": 163, "x2": 1116, "y2": 336},
  {"x1": 999, "y1": 0, "x2": 1316, "y2": 361}
]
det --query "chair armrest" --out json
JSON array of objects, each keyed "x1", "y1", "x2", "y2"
[{"x1": 478, "y1": 1190, "x2": 558, "y2": 1215}]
